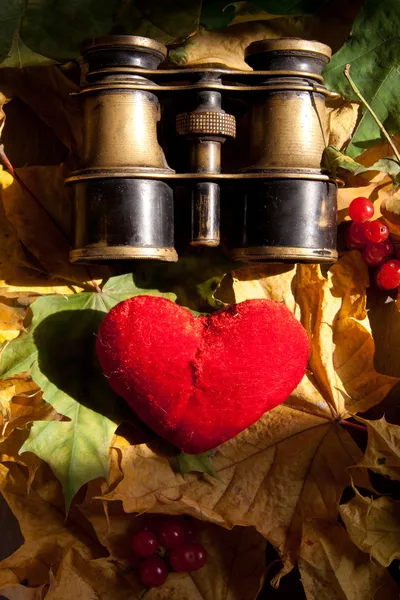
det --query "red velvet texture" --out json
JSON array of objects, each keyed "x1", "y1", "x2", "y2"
[{"x1": 96, "y1": 296, "x2": 310, "y2": 454}]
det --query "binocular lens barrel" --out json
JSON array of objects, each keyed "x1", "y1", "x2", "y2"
[{"x1": 66, "y1": 35, "x2": 337, "y2": 264}]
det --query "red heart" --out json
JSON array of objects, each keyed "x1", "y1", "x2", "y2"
[{"x1": 96, "y1": 296, "x2": 309, "y2": 454}]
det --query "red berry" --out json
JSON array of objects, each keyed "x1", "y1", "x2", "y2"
[
  {"x1": 382, "y1": 239, "x2": 394, "y2": 257},
  {"x1": 131, "y1": 530, "x2": 159, "y2": 558},
  {"x1": 362, "y1": 242, "x2": 391, "y2": 266},
  {"x1": 169, "y1": 543, "x2": 208, "y2": 572},
  {"x1": 158, "y1": 520, "x2": 185, "y2": 549},
  {"x1": 348, "y1": 197, "x2": 374, "y2": 222},
  {"x1": 364, "y1": 220, "x2": 389, "y2": 243},
  {"x1": 346, "y1": 222, "x2": 368, "y2": 249},
  {"x1": 140, "y1": 556, "x2": 168, "y2": 587},
  {"x1": 376, "y1": 259, "x2": 400, "y2": 290}
]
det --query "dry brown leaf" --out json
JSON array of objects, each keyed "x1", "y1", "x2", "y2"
[
  {"x1": 0, "y1": 462, "x2": 105, "y2": 593},
  {"x1": 78, "y1": 504, "x2": 266, "y2": 600},
  {"x1": 327, "y1": 101, "x2": 359, "y2": 151},
  {"x1": 297, "y1": 521, "x2": 398, "y2": 600},
  {"x1": 232, "y1": 252, "x2": 395, "y2": 416},
  {"x1": 354, "y1": 417, "x2": 400, "y2": 480},
  {"x1": 0, "y1": 583, "x2": 46, "y2": 600},
  {"x1": 104, "y1": 415, "x2": 363, "y2": 569},
  {"x1": 336, "y1": 137, "x2": 400, "y2": 223},
  {"x1": 339, "y1": 490, "x2": 400, "y2": 567},
  {"x1": 174, "y1": 0, "x2": 361, "y2": 69},
  {"x1": 0, "y1": 459, "x2": 266, "y2": 600},
  {"x1": 0, "y1": 376, "x2": 63, "y2": 442},
  {"x1": 1, "y1": 165, "x2": 108, "y2": 286},
  {"x1": 0, "y1": 167, "x2": 85, "y2": 295},
  {"x1": 1, "y1": 66, "x2": 82, "y2": 154},
  {"x1": 99, "y1": 253, "x2": 396, "y2": 575}
]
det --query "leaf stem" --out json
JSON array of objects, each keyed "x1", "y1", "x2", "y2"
[
  {"x1": 344, "y1": 64, "x2": 400, "y2": 164},
  {"x1": 339, "y1": 419, "x2": 367, "y2": 433}
]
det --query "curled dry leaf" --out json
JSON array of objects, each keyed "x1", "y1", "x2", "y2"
[
  {"x1": 340, "y1": 489, "x2": 400, "y2": 568},
  {"x1": 0, "y1": 461, "x2": 105, "y2": 593},
  {"x1": 327, "y1": 101, "x2": 359, "y2": 151},
  {"x1": 0, "y1": 376, "x2": 63, "y2": 442},
  {"x1": 0, "y1": 459, "x2": 266, "y2": 600},
  {"x1": 354, "y1": 417, "x2": 400, "y2": 480},
  {"x1": 297, "y1": 521, "x2": 398, "y2": 600},
  {"x1": 1, "y1": 66, "x2": 82, "y2": 153},
  {"x1": 0, "y1": 167, "x2": 83, "y2": 295},
  {"x1": 1, "y1": 165, "x2": 108, "y2": 286},
  {"x1": 336, "y1": 137, "x2": 400, "y2": 223},
  {"x1": 101, "y1": 253, "x2": 397, "y2": 575}
]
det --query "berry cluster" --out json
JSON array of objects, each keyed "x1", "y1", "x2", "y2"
[
  {"x1": 131, "y1": 517, "x2": 207, "y2": 588},
  {"x1": 346, "y1": 196, "x2": 400, "y2": 291}
]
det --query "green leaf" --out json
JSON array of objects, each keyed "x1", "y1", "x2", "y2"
[
  {"x1": 0, "y1": 274, "x2": 175, "y2": 510},
  {"x1": 0, "y1": 0, "x2": 25, "y2": 63},
  {"x1": 323, "y1": 0, "x2": 400, "y2": 158},
  {"x1": 133, "y1": 248, "x2": 237, "y2": 312},
  {"x1": 323, "y1": 146, "x2": 400, "y2": 183},
  {"x1": 170, "y1": 451, "x2": 221, "y2": 480},
  {"x1": 0, "y1": 31, "x2": 56, "y2": 68},
  {"x1": 16, "y1": 0, "x2": 201, "y2": 63},
  {"x1": 200, "y1": 0, "x2": 328, "y2": 29}
]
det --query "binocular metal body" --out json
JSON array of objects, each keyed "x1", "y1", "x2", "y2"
[{"x1": 66, "y1": 35, "x2": 338, "y2": 264}]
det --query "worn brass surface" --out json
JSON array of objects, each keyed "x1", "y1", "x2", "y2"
[
  {"x1": 176, "y1": 112, "x2": 236, "y2": 137},
  {"x1": 66, "y1": 170, "x2": 333, "y2": 182},
  {"x1": 231, "y1": 246, "x2": 338, "y2": 262},
  {"x1": 80, "y1": 90, "x2": 173, "y2": 172},
  {"x1": 190, "y1": 141, "x2": 221, "y2": 173},
  {"x1": 81, "y1": 35, "x2": 167, "y2": 59},
  {"x1": 241, "y1": 92, "x2": 328, "y2": 171},
  {"x1": 79, "y1": 82, "x2": 336, "y2": 95},
  {"x1": 245, "y1": 38, "x2": 332, "y2": 60},
  {"x1": 86, "y1": 67, "x2": 324, "y2": 81},
  {"x1": 70, "y1": 246, "x2": 178, "y2": 262}
]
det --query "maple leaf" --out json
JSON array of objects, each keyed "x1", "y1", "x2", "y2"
[
  {"x1": 0, "y1": 275, "x2": 176, "y2": 510},
  {"x1": 100, "y1": 253, "x2": 398, "y2": 583},
  {"x1": 340, "y1": 489, "x2": 400, "y2": 568},
  {"x1": 297, "y1": 520, "x2": 398, "y2": 600},
  {"x1": 0, "y1": 376, "x2": 61, "y2": 441},
  {"x1": 0, "y1": 459, "x2": 266, "y2": 600},
  {"x1": 354, "y1": 417, "x2": 400, "y2": 481},
  {"x1": 323, "y1": 0, "x2": 400, "y2": 157}
]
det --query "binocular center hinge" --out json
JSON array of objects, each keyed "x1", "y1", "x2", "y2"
[{"x1": 176, "y1": 111, "x2": 236, "y2": 139}]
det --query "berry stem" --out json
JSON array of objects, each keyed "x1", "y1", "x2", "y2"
[
  {"x1": 339, "y1": 419, "x2": 367, "y2": 433},
  {"x1": 344, "y1": 65, "x2": 400, "y2": 165}
]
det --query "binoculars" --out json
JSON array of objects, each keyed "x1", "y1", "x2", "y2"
[{"x1": 66, "y1": 35, "x2": 339, "y2": 264}]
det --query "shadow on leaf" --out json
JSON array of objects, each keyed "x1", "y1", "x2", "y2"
[{"x1": 33, "y1": 308, "x2": 150, "y2": 441}]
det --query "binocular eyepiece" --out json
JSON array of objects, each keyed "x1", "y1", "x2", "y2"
[{"x1": 66, "y1": 35, "x2": 338, "y2": 264}]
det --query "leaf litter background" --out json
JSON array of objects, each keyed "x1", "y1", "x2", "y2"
[{"x1": 0, "y1": 1, "x2": 400, "y2": 599}]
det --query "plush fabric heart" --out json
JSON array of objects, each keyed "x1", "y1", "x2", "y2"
[{"x1": 96, "y1": 296, "x2": 309, "y2": 454}]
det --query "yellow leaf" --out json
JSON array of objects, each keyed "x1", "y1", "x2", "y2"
[
  {"x1": 327, "y1": 101, "x2": 359, "y2": 151},
  {"x1": 340, "y1": 490, "x2": 400, "y2": 567},
  {"x1": 355, "y1": 417, "x2": 400, "y2": 480},
  {"x1": 0, "y1": 376, "x2": 63, "y2": 442},
  {"x1": 297, "y1": 521, "x2": 398, "y2": 600},
  {"x1": 99, "y1": 253, "x2": 396, "y2": 574},
  {"x1": 105, "y1": 415, "x2": 362, "y2": 567},
  {"x1": 1, "y1": 166, "x2": 108, "y2": 286},
  {"x1": 0, "y1": 462, "x2": 104, "y2": 592},
  {"x1": 233, "y1": 252, "x2": 396, "y2": 416},
  {"x1": 0, "y1": 461, "x2": 266, "y2": 600},
  {"x1": 0, "y1": 167, "x2": 82, "y2": 294}
]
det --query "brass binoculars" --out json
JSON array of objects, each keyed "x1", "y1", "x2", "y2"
[{"x1": 66, "y1": 35, "x2": 338, "y2": 264}]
